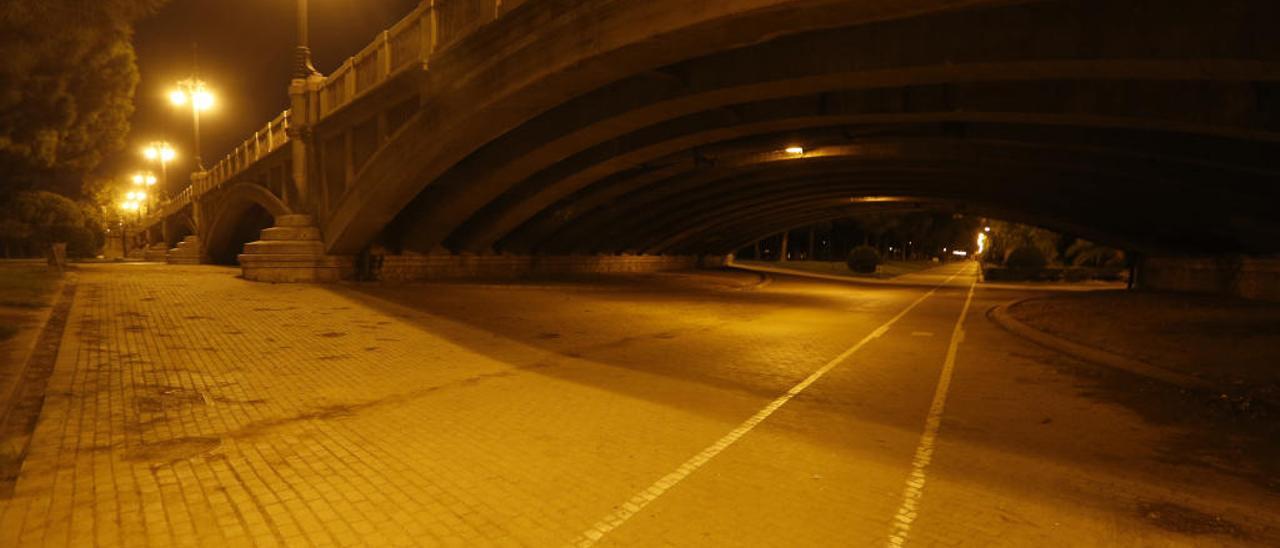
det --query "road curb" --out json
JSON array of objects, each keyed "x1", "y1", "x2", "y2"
[
  {"x1": 0, "y1": 274, "x2": 71, "y2": 425},
  {"x1": 737, "y1": 270, "x2": 773, "y2": 290},
  {"x1": 727, "y1": 261, "x2": 927, "y2": 287},
  {"x1": 988, "y1": 298, "x2": 1214, "y2": 391}
]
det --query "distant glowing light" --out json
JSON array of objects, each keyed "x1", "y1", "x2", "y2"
[
  {"x1": 144, "y1": 143, "x2": 176, "y2": 162},
  {"x1": 977, "y1": 232, "x2": 988, "y2": 255},
  {"x1": 952, "y1": 250, "x2": 969, "y2": 257},
  {"x1": 784, "y1": 146, "x2": 805, "y2": 155},
  {"x1": 984, "y1": 226, "x2": 991, "y2": 233},
  {"x1": 193, "y1": 90, "x2": 214, "y2": 111},
  {"x1": 170, "y1": 82, "x2": 214, "y2": 111},
  {"x1": 849, "y1": 196, "x2": 908, "y2": 203}
]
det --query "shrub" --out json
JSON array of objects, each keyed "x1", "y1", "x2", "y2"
[
  {"x1": 846, "y1": 245, "x2": 881, "y2": 274},
  {"x1": 1005, "y1": 246, "x2": 1048, "y2": 270}
]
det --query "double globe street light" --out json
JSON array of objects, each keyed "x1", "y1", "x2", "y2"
[
  {"x1": 169, "y1": 78, "x2": 214, "y2": 170},
  {"x1": 142, "y1": 141, "x2": 176, "y2": 197}
]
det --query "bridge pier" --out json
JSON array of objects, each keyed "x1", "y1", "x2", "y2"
[
  {"x1": 143, "y1": 244, "x2": 169, "y2": 262},
  {"x1": 238, "y1": 214, "x2": 354, "y2": 282},
  {"x1": 166, "y1": 236, "x2": 203, "y2": 264}
]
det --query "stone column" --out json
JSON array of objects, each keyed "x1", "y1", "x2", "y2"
[{"x1": 287, "y1": 78, "x2": 313, "y2": 210}]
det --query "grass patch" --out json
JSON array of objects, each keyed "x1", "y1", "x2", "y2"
[
  {"x1": 738, "y1": 260, "x2": 942, "y2": 279},
  {"x1": 0, "y1": 263, "x2": 61, "y2": 309}
]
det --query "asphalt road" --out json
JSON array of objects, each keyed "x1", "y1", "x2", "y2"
[{"x1": 0, "y1": 261, "x2": 1275, "y2": 546}]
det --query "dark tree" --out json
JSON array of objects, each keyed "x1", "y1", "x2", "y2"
[
  {"x1": 0, "y1": 0, "x2": 167, "y2": 196},
  {"x1": 0, "y1": 190, "x2": 103, "y2": 257}
]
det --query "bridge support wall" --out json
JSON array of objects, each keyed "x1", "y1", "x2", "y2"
[
  {"x1": 375, "y1": 254, "x2": 720, "y2": 281},
  {"x1": 1138, "y1": 256, "x2": 1280, "y2": 302}
]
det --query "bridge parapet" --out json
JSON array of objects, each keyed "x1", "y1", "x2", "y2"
[
  {"x1": 139, "y1": 0, "x2": 524, "y2": 276},
  {"x1": 138, "y1": 109, "x2": 291, "y2": 236},
  {"x1": 205, "y1": 110, "x2": 291, "y2": 193},
  {"x1": 148, "y1": 0, "x2": 514, "y2": 226}
]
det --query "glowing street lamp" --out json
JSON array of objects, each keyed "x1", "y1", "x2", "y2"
[
  {"x1": 170, "y1": 78, "x2": 214, "y2": 169},
  {"x1": 143, "y1": 142, "x2": 176, "y2": 162},
  {"x1": 142, "y1": 142, "x2": 176, "y2": 196},
  {"x1": 784, "y1": 146, "x2": 805, "y2": 155},
  {"x1": 131, "y1": 172, "x2": 157, "y2": 187}
]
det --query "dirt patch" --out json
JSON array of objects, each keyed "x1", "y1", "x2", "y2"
[
  {"x1": 1138, "y1": 501, "x2": 1247, "y2": 539},
  {"x1": 123, "y1": 436, "x2": 222, "y2": 464},
  {"x1": 134, "y1": 385, "x2": 208, "y2": 413},
  {"x1": 1007, "y1": 291, "x2": 1280, "y2": 387}
]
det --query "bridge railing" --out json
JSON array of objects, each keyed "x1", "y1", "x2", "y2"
[
  {"x1": 144, "y1": 110, "x2": 291, "y2": 227},
  {"x1": 203, "y1": 109, "x2": 291, "y2": 194},
  {"x1": 149, "y1": 0, "x2": 520, "y2": 227},
  {"x1": 318, "y1": 0, "x2": 519, "y2": 116}
]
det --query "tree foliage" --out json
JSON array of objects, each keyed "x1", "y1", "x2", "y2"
[
  {"x1": 985, "y1": 219, "x2": 1064, "y2": 265},
  {"x1": 846, "y1": 245, "x2": 881, "y2": 273},
  {"x1": 0, "y1": 0, "x2": 167, "y2": 195},
  {"x1": 0, "y1": 190, "x2": 104, "y2": 257},
  {"x1": 1065, "y1": 239, "x2": 1125, "y2": 267}
]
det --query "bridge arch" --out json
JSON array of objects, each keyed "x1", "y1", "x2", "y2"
[
  {"x1": 318, "y1": 0, "x2": 1279, "y2": 261},
  {"x1": 203, "y1": 183, "x2": 292, "y2": 265}
]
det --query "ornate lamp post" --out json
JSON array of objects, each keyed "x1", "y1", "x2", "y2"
[{"x1": 296, "y1": 0, "x2": 320, "y2": 78}]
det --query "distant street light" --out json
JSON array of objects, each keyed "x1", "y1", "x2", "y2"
[
  {"x1": 170, "y1": 77, "x2": 214, "y2": 170},
  {"x1": 130, "y1": 172, "x2": 158, "y2": 215},
  {"x1": 784, "y1": 146, "x2": 805, "y2": 155},
  {"x1": 142, "y1": 142, "x2": 176, "y2": 197}
]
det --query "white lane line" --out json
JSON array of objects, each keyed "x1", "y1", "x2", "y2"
[
  {"x1": 887, "y1": 277, "x2": 978, "y2": 547},
  {"x1": 570, "y1": 264, "x2": 972, "y2": 547}
]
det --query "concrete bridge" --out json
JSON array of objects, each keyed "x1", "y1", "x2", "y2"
[{"x1": 133, "y1": 0, "x2": 1280, "y2": 294}]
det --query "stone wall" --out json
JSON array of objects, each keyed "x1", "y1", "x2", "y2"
[
  {"x1": 376, "y1": 254, "x2": 718, "y2": 281},
  {"x1": 1138, "y1": 256, "x2": 1280, "y2": 302}
]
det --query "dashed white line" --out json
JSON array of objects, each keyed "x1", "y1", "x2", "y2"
[
  {"x1": 887, "y1": 277, "x2": 978, "y2": 547},
  {"x1": 569, "y1": 264, "x2": 973, "y2": 547}
]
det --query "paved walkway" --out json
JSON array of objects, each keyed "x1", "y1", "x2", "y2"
[{"x1": 0, "y1": 262, "x2": 1275, "y2": 546}]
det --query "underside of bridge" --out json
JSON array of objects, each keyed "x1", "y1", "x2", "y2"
[
  {"x1": 308, "y1": 0, "x2": 1277, "y2": 280},
  {"x1": 209, "y1": 204, "x2": 275, "y2": 266}
]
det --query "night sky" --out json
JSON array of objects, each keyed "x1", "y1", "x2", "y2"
[{"x1": 121, "y1": 0, "x2": 419, "y2": 195}]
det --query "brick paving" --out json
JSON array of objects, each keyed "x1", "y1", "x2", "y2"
[{"x1": 0, "y1": 262, "x2": 1276, "y2": 546}]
